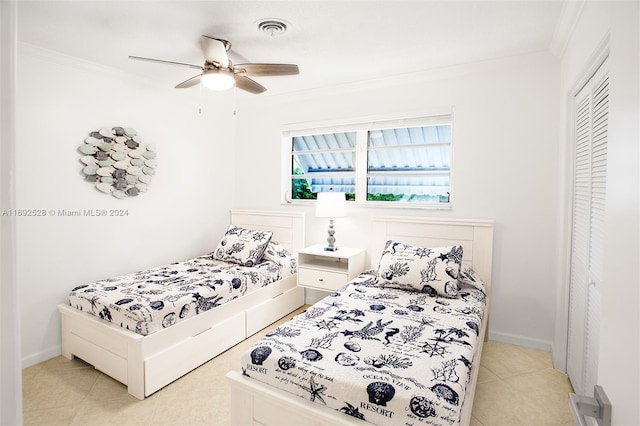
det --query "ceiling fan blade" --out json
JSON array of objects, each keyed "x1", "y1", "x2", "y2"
[
  {"x1": 175, "y1": 74, "x2": 203, "y2": 89},
  {"x1": 200, "y1": 36, "x2": 229, "y2": 68},
  {"x1": 234, "y1": 63, "x2": 299, "y2": 77},
  {"x1": 128, "y1": 55, "x2": 203, "y2": 70},
  {"x1": 234, "y1": 75, "x2": 266, "y2": 94}
]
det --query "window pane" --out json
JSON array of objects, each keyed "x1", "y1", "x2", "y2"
[
  {"x1": 368, "y1": 145, "x2": 450, "y2": 170},
  {"x1": 293, "y1": 132, "x2": 356, "y2": 151},
  {"x1": 291, "y1": 177, "x2": 356, "y2": 200},
  {"x1": 367, "y1": 125, "x2": 451, "y2": 203},
  {"x1": 309, "y1": 177, "x2": 356, "y2": 195},
  {"x1": 294, "y1": 152, "x2": 354, "y2": 173},
  {"x1": 367, "y1": 176, "x2": 450, "y2": 202},
  {"x1": 291, "y1": 131, "x2": 356, "y2": 200},
  {"x1": 368, "y1": 125, "x2": 451, "y2": 147}
]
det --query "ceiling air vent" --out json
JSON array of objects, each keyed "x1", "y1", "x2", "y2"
[{"x1": 257, "y1": 19, "x2": 288, "y2": 37}]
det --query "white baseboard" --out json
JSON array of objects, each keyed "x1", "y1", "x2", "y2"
[
  {"x1": 22, "y1": 345, "x2": 61, "y2": 369},
  {"x1": 551, "y1": 343, "x2": 567, "y2": 372},
  {"x1": 488, "y1": 330, "x2": 552, "y2": 352}
]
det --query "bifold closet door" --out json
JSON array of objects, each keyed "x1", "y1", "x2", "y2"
[{"x1": 567, "y1": 60, "x2": 608, "y2": 396}]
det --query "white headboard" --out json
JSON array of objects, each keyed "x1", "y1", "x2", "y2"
[
  {"x1": 230, "y1": 210, "x2": 306, "y2": 255},
  {"x1": 371, "y1": 216, "x2": 494, "y2": 291}
]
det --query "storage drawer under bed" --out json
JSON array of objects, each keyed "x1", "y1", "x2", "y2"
[
  {"x1": 246, "y1": 285, "x2": 304, "y2": 337},
  {"x1": 144, "y1": 311, "x2": 245, "y2": 396}
]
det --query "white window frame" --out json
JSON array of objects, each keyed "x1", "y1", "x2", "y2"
[{"x1": 281, "y1": 112, "x2": 454, "y2": 210}]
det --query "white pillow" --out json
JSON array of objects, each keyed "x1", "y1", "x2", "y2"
[
  {"x1": 213, "y1": 225, "x2": 273, "y2": 267},
  {"x1": 376, "y1": 240, "x2": 463, "y2": 298}
]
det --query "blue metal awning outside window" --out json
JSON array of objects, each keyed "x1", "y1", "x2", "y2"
[{"x1": 292, "y1": 125, "x2": 451, "y2": 197}]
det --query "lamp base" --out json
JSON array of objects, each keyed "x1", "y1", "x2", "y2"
[{"x1": 324, "y1": 219, "x2": 339, "y2": 252}]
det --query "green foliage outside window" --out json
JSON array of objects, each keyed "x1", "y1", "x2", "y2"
[
  {"x1": 292, "y1": 179, "x2": 316, "y2": 200},
  {"x1": 366, "y1": 193, "x2": 403, "y2": 201},
  {"x1": 292, "y1": 166, "x2": 315, "y2": 199}
]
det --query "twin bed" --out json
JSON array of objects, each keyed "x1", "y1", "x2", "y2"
[
  {"x1": 58, "y1": 210, "x2": 306, "y2": 400},
  {"x1": 59, "y1": 211, "x2": 494, "y2": 426},
  {"x1": 227, "y1": 215, "x2": 494, "y2": 426}
]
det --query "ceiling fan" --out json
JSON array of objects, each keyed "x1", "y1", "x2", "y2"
[{"x1": 129, "y1": 35, "x2": 299, "y2": 94}]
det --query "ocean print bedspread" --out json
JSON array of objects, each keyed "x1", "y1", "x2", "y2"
[
  {"x1": 240, "y1": 272, "x2": 486, "y2": 426},
  {"x1": 68, "y1": 255, "x2": 292, "y2": 336}
]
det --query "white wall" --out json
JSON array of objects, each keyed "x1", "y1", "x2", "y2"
[
  {"x1": 557, "y1": 1, "x2": 639, "y2": 424},
  {"x1": 233, "y1": 52, "x2": 561, "y2": 350},
  {"x1": 16, "y1": 44, "x2": 237, "y2": 366}
]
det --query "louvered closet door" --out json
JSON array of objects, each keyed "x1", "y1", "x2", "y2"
[{"x1": 567, "y1": 60, "x2": 608, "y2": 396}]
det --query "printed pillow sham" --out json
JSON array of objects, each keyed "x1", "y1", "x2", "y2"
[
  {"x1": 263, "y1": 241, "x2": 297, "y2": 276},
  {"x1": 213, "y1": 225, "x2": 273, "y2": 267},
  {"x1": 458, "y1": 267, "x2": 486, "y2": 294},
  {"x1": 376, "y1": 240, "x2": 463, "y2": 297}
]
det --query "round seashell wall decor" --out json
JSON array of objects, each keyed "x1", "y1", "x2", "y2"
[{"x1": 79, "y1": 127, "x2": 155, "y2": 198}]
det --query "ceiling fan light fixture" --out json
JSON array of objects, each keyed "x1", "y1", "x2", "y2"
[{"x1": 201, "y1": 69, "x2": 235, "y2": 90}]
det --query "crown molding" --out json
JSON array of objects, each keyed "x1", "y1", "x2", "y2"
[{"x1": 550, "y1": 0, "x2": 587, "y2": 59}]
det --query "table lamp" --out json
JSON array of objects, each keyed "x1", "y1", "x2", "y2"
[{"x1": 315, "y1": 190, "x2": 347, "y2": 251}]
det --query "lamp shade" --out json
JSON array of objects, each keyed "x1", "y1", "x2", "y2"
[{"x1": 315, "y1": 191, "x2": 347, "y2": 218}]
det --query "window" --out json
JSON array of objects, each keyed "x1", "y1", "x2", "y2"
[{"x1": 285, "y1": 114, "x2": 452, "y2": 207}]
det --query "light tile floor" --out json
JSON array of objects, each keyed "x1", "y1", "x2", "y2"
[{"x1": 22, "y1": 307, "x2": 575, "y2": 425}]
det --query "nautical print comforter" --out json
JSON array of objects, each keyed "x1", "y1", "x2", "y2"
[
  {"x1": 240, "y1": 271, "x2": 487, "y2": 426},
  {"x1": 68, "y1": 254, "x2": 294, "y2": 336}
]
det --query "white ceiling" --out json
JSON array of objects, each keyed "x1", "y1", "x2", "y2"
[{"x1": 17, "y1": 0, "x2": 566, "y2": 97}]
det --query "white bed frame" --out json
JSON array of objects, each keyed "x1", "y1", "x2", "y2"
[
  {"x1": 226, "y1": 215, "x2": 494, "y2": 426},
  {"x1": 58, "y1": 210, "x2": 305, "y2": 400}
]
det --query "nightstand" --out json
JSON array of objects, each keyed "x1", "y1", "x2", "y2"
[{"x1": 297, "y1": 245, "x2": 366, "y2": 292}]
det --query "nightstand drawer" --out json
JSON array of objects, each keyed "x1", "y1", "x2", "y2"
[{"x1": 298, "y1": 267, "x2": 347, "y2": 291}]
